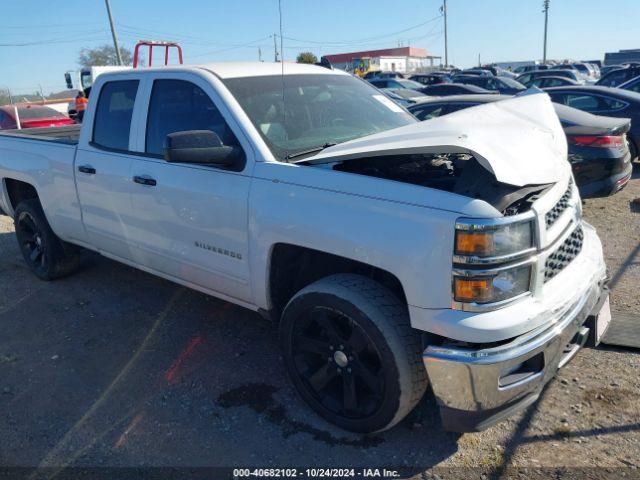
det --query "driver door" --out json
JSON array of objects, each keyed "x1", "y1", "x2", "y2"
[{"x1": 125, "y1": 75, "x2": 253, "y2": 303}]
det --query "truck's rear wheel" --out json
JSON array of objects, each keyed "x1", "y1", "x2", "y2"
[
  {"x1": 280, "y1": 274, "x2": 428, "y2": 433},
  {"x1": 14, "y1": 199, "x2": 81, "y2": 280}
]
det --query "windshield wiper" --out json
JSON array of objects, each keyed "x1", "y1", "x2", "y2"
[{"x1": 284, "y1": 142, "x2": 337, "y2": 161}]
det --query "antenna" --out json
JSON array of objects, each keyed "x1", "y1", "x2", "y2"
[{"x1": 278, "y1": 0, "x2": 286, "y2": 149}]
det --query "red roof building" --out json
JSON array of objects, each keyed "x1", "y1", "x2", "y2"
[{"x1": 323, "y1": 46, "x2": 441, "y2": 73}]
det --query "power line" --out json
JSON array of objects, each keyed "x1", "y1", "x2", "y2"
[
  {"x1": 281, "y1": 13, "x2": 443, "y2": 46},
  {"x1": 0, "y1": 22, "x2": 103, "y2": 29},
  {"x1": 188, "y1": 36, "x2": 272, "y2": 58},
  {"x1": 0, "y1": 30, "x2": 108, "y2": 47}
]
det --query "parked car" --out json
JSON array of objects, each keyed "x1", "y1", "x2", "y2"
[
  {"x1": 380, "y1": 88, "x2": 428, "y2": 107},
  {"x1": 619, "y1": 75, "x2": 640, "y2": 94},
  {"x1": 0, "y1": 104, "x2": 75, "y2": 130},
  {"x1": 459, "y1": 68, "x2": 493, "y2": 76},
  {"x1": 367, "y1": 77, "x2": 424, "y2": 91},
  {"x1": 407, "y1": 94, "x2": 632, "y2": 198},
  {"x1": 418, "y1": 83, "x2": 495, "y2": 96},
  {"x1": 531, "y1": 76, "x2": 580, "y2": 88},
  {"x1": 576, "y1": 62, "x2": 599, "y2": 81},
  {"x1": 451, "y1": 75, "x2": 526, "y2": 94},
  {"x1": 596, "y1": 65, "x2": 640, "y2": 87},
  {"x1": 517, "y1": 69, "x2": 584, "y2": 87},
  {"x1": 364, "y1": 71, "x2": 405, "y2": 79},
  {"x1": 599, "y1": 64, "x2": 624, "y2": 76},
  {"x1": 409, "y1": 73, "x2": 451, "y2": 85},
  {"x1": 491, "y1": 67, "x2": 519, "y2": 79},
  {"x1": 0, "y1": 63, "x2": 608, "y2": 434},
  {"x1": 513, "y1": 64, "x2": 550, "y2": 74},
  {"x1": 545, "y1": 85, "x2": 640, "y2": 160}
]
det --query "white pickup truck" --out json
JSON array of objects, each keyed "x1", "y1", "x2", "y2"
[{"x1": 0, "y1": 63, "x2": 609, "y2": 433}]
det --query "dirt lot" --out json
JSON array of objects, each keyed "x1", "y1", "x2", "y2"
[{"x1": 0, "y1": 169, "x2": 639, "y2": 478}]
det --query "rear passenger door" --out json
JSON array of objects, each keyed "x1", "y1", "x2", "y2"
[
  {"x1": 75, "y1": 78, "x2": 141, "y2": 259},
  {"x1": 126, "y1": 74, "x2": 253, "y2": 303}
]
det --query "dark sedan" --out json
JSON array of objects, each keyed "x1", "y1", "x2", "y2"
[
  {"x1": 517, "y1": 69, "x2": 584, "y2": 87},
  {"x1": 531, "y1": 76, "x2": 580, "y2": 88},
  {"x1": 545, "y1": 86, "x2": 640, "y2": 161},
  {"x1": 451, "y1": 74, "x2": 526, "y2": 94},
  {"x1": 596, "y1": 65, "x2": 640, "y2": 87},
  {"x1": 367, "y1": 78, "x2": 424, "y2": 91},
  {"x1": 409, "y1": 73, "x2": 451, "y2": 85},
  {"x1": 417, "y1": 83, "x2": 495, "y2": 96},
  {"x1": 407, "y1": 94, "x2": 633, "y2": 198},
  {"x1": 619, "y1": 75, "x2": 640, "y2": 94}
]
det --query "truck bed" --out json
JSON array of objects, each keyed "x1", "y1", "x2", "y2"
[{"x1": 0, "y1": 124, "x2": 81, "y2": 145}]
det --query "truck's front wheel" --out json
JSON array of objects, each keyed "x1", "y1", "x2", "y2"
[
  {"x1": 280, "y1": 274, "x2": 428, "y2": 433},
  {"x1": 14, "y1": 199, "x2": 81, "y2": 280}
]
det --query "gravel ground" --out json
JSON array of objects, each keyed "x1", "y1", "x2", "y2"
[{"x1": 0, "y1": 169, "x2": 638, "y2": 479}]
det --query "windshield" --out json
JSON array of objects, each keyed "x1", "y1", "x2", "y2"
[
  {"x1": 223, "y1": 74, "x2": 416, "y2": 161},
  {"x1": 81, "y1": 70, "x2": 93, "y2": 90}
]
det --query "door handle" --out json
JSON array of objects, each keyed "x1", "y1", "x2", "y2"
[
  {"x1": 78, "y1": 165, "x2": 96, "y2": 174},
  {"x1": 133, "y1": 175, "x2": 157, "y2": 186}
]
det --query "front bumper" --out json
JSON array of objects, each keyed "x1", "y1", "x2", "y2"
[{"x1": 423, "y1": 276, "x2": 606, "y2": 432}]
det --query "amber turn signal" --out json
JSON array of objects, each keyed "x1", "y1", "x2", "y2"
[
  {"x1": 455, "y1": 231, "x2": 493, "y2": 256},
  {"x1": 454, "y1": 277, "x2": 493, "y2": 303}
]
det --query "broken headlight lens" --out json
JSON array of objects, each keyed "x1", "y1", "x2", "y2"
[{"x1": 455, "y1": 219, "x2": 534, "y2": 259}]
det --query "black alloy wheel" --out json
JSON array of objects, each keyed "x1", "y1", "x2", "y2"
[
  {"x1": 13, "y1": 199, "x2": 81, "y2": 280},
  {"x1": 280, "y1": 274, "x2": 428, "y2": 433},
  {"x1": 17, "y1": 210, "x2": 48, "y2": 276},
  {"x1": 291, "y1": 306, "x2": 385, "y2": 419}
]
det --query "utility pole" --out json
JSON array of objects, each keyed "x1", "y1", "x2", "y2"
[
  {"x1": 542, "y1": 0, "x2": 550, "y2": 63},
  {"x1": 273, "y1": 34, "x2": 279, "y2": 62},
  {"x1": 442, "y1": 0, "x2": 448, "y2": 68},
  {"x1": 104, "y1": 0, "x2": 123, "y2": 66}
]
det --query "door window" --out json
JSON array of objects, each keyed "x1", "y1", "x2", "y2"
[
  {"x1": 556, "y1": 93, "x2": 626, "y2": 113},
  {"x1": 145, "y1": 79, "x2": 241, "y2": 157},
  {"x1": 92, "y1": 80, "x2": 139, "y2": 151}
]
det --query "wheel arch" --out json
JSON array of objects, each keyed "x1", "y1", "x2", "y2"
[
  {"x1": 266, "y1": 242, "x2": 408, "y2": 319},
  {"x1": 2, "y1": 178, "x2": 40, "y2": 216}
]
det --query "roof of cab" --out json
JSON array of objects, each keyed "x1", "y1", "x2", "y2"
[
  {"x1": 198, "y1": 61, "x2": 349, "y2": 79},
  {"x1": 97, "y1": 62, "x2": 349, "y2": 81}
]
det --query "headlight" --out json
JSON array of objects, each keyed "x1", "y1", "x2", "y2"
[
  {"x1": 455, "y1": 219, "x2": 534, "y2": 260},
  {"x1": 452, "y1": 214, "x2": 537, "y2": 310},
  {"x1": 453, "y1": 263, "x2": 532, "y2": 304}
]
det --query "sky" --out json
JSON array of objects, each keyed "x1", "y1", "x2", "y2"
[{"x1": 1, "y1": 0, "x2": 638, "y2": 94}]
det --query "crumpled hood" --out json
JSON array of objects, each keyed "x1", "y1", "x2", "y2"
[{"x1": 306, "y1": 92, "x2": 568, "y2": 187}]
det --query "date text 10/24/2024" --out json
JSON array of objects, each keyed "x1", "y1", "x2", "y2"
[{"x1": 233, "y1": 468, "x2": 401, "y2": 478}]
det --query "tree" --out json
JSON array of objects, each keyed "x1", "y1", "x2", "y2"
[
  {"x1": 296, "y1": 52, "x2": 318, "y2": 64},
  {"x1": 78, "y1": 45, "x2": 132, "y2": 67},
  {"x1": 0, "y1": 88, "x2": 11, "y2": 106}
]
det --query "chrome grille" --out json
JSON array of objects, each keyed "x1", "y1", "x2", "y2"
[
  {"x1": 545, "y1": 180, "x2": 573, "y2": 228},
  {"x1": 544, "y1": 226, "x2": 584, "y2": 283}
]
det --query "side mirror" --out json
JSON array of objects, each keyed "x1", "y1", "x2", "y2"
[
  {"x1": 164, "y1": 130, "x2": 243, "y2": 167},
  {"x1": 64, "y1": 73, "x2": 73, "y2": 89}
]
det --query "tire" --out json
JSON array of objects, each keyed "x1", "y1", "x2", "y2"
[
  {"x1": 280, "y1": 273, "x2": 428, "y2": 433},
  {"x1": 14, "y1": 199, "x2": 81, "y2": 280}
]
